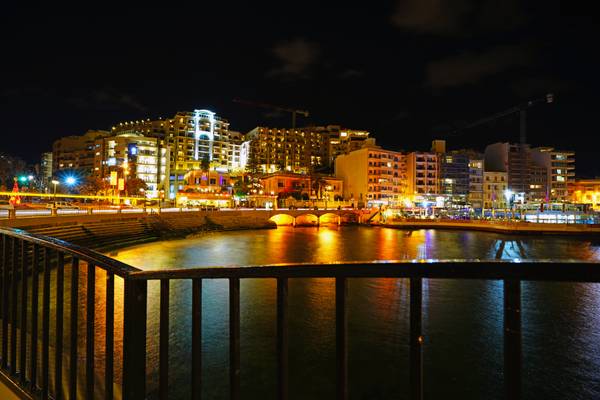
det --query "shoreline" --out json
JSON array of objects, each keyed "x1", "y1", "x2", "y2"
[{"x1": 377, "y1": 220, "x2": 600, "y2": 236}]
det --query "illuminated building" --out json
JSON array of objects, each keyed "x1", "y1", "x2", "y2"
[
  {"x1": 94, "y1": 132, "x2": 170, "y2": 197},
  {"x1": 244, "y1": 127, "x2": 321, "y2": 173},
  {"x1": 468, "y1": 159, "x2": 484, "y2": 209},
  {"x1": 570, "y1": 179, "x2": 600, "y2": 210},
  {"x1": 335, "y1": 139, "x2": 405, "y2": 206},
  {"x1": 40, "y1": 152, "x2": 53, "y2": 189},
  {"x1": 406, "y1": 151, "x2": 439, "y2": 195},
  {"x1": 483, "y1": 171, "x2": 508, "y2": 209},
  {"x1": 320, "y1": 125, "x2": 370, "y2": 166},
  {"x1": 533, "y1": 147, "x2": 575, "y2": 202},
  {"x1": 176, "y1": 169, "x2": 233, "y2": 208},
  {"x1": 52, "y1": 130, "x2": 110, "y2": 174},
  {"x1": 484, "y1": 143, "x2": 548, "y2": 202},
  {"x1": 111, "y1": 110, "x2": 243, "y2": 198},
  {"x1": 260, "y1": 172, "x2": 343, "y2": 200}
]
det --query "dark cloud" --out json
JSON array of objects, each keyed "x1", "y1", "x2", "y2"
[
  {"x1": 68, "y1": 89, "x2": 147, "y2": 112},
  {"x1": 267, "y1": 38, "x2": 320, "y2": 80},
  {"x1": 426, "y1": 43, "x2": 536, "y2": 89},
  {"x1": 510, "y1": 76, "x2": 575, "y2": 98},
  {"x1": 338, "y1": 69, "x2": 364, "y2": 80},
  {"x1": 391, "y1": 0, "x2": 524, "y2": 35}
]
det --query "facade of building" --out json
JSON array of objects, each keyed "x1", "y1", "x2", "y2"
[
  {"x1": 406, "y1": 152, "x2": 439, "y2": 196},
  {"x1": 484, "y1": 143, "x2": 548, "y2": 202},
  {"x1": 483, "y1": 171, "x2": 508, "y2": 209},
  {"x1": 534, "y1": 147, "x2": 575, "y2": 202},
  {"x1": 570, "y1": 179, "x2": 600, "y2": 210},
  {"x1": 335, "y1": 141, "x2": 405, "y2": 206},
  {"x1": 468, "y1": 159, "x2": 484, "y2": 209},
  {"x1": 244, "y1": 127, "x2": 317, "y2": 173},
  {"x1": 52, "y1": 130, "x2": 110, "y2": 175},
  {"x1": 40, "y1": 152, "x2": 53, "y2": 188},
  {"x1": 176, "y1": 169, "x2": 234, "y2": 208},
  {"x1": 323, "y1": 125, "x2": 370, "y2": 166},
  {"x1": 93, "y1": 132, "x2": 170, "y2": 197},
  {"x1": 439, "y1": 152, "x2": 470, "y2": 200},
  {"x1": 260, "y1": 172, "x2": 343, "y2": 200}
]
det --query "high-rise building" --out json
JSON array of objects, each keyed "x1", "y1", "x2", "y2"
[
  {"x1": 406, "y1": 152, "x2": 440, "y2": 195},
  {"x1": 40, "y1": 152, "x2": 53, "y2": 188},
  {"x1": 439, "y1": 152, "x2": 470, "y2": 200},
  {"x1": 244, "y1": 127, "x2": 321, "y2": 173},
  {"x1": 335, "y1": 140, "x2": 405, "y2": 206},
  {"x1": 111, "y1": 109, "x2": 243, "y2": 198},
  {"x1": 322, "y1": 125, "x2": 370, "y2": 166},
  {"x1": 468, "y1": 159, "x2": 484, "y2": 209},
  {"x1": 533, "y1": 147, "x2": 575, "y2": 202},
  {"x1": 484, "y1": 143, "x2": 548, "y2": 202},
  {"x1": 483, "y1": 171, "x2": 508, "y2": 209},
  {"x1": 52, "y1": 130, "x2": 110, "y2": 175},
  {"x1": 93, "y1": 132, "x2": 170, "y2": 197}
]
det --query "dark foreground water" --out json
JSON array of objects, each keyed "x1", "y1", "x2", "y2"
[{"x1": 109, "y1": 226, "x2": 600, "y2": 400}]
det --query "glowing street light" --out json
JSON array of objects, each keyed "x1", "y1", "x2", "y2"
[
  {"x1": 51, "y1": 180, "x2": 60, "y2": 199},
  {"x1": 65, "y1": 176, "x2": 77, "y2": 186}
]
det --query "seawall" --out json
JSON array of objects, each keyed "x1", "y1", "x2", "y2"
[{"x1": 0, "y1": 211, "x2": 276, "y2": 252}]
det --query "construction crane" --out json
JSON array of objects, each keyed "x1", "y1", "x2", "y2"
[
  {"x1": 447, "y1": 93, "x2": 554, "y2": 144},
  {"x1": 233, "y1": 98, "x2": 309, "y2": 129}
]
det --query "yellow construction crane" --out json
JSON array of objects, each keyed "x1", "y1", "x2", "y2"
[{"x1": 232, "y1": 98, "x2": 309, "y2": 129}]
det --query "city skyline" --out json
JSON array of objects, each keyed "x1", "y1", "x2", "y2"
[{"x1": 2, "y1": 3, "x2": 598, "y2": 176}]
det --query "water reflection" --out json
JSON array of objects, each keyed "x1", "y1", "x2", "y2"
[{"x1": 105, "y1": 226, "x2": 600, "y2": 399}]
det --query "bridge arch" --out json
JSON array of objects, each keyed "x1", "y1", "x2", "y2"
[
  {"x1": 319, "y1": 212, "x2": 341, "y2": 225},
  {"x1": 294, "y1": 213, "x2": 320, "y2": 226},
  {"x1": 269, "y1": 213, "x2": 295, "y2": 226}
]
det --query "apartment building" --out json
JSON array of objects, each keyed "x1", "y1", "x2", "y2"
[
  {"x1": 406, "y1": 152, "x2": 439, "y2": 196},
  {"x1": 52, "y1": 130, "x2": 110, "y2": 175},
  {"x1": 93, "y1": 132, "x2": 170, "y2": 197},
  {"x1": 335, "y1": 140, "x2": 405, "y2": 206}
]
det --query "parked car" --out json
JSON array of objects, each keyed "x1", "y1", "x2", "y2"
[{"x1": 46, "y1": 201, "x2": 80, "y2": 210}]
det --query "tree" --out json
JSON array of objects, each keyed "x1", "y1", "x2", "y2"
[
  {"x1": 0, "y1": 153, "x2": 28, "y2": 190},
  {"x1": 312, "y1": 175, "x2": 327, "y2": 199},
  {"x1": 80, "y1": 176, "x2": 110, "y2": 196},
  {"x1": 201, "y1": 154, "x2": 210, "y2": 172},
  {"x1": 126, "y1": 177, "x2": 148, "y2": 196}
]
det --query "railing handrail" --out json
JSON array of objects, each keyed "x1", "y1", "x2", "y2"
[
  {"x1": 0, "y1": 227, "x2": 141, "y2": 277},
  {"x1": 128, "y1": 259, "x2": 600, "y2": 281}
]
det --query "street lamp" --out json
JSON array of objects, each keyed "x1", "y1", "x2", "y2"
[{"x1": 51, "y1": 180, "x2": 59, "y2": 199}]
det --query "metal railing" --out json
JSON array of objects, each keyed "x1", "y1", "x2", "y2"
[{"x1": 2, "y1": 226, "x2": 600, "y2": 399}]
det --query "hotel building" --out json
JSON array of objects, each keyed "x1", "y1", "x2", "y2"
[
  {"x1": 52, "y1": 130, "x2": 110, "y2": 175},
  {"x1": 93, "y1": 132, "x2": 170, "y2": 197}
]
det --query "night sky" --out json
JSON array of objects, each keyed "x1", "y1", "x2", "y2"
[{"x1": 2, "y1": 2, "x2": 598, "y2": 175}]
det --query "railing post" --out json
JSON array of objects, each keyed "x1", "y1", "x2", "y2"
[
  {"x1": 410, "y1": 277, "x2": 423, "y2": 400},
  {"x1": 504, "y1": 279, "x2": 521, "y2": 400},
  {"x1": 122, "y1": 278, "x2": 147, "y2": 400},
  {"x1": 336, "y1": 277, "x2": 347, "y2": 400}
]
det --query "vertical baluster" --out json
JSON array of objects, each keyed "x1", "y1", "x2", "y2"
[
  {"x1": 41, "y1": 248, "x2": 51, "y2": 399},
  {"x1": 122, "y1": 279, "x2": 147, "y2": 400},
  {"x1": 277, "y1": 278, "x2": 288, "y2": 400},
  {"x1": 55, "y1": 252, "x2": 64, "y2": 400},
  {"x1": 504, "y1": 279, "x2": 521, "y2": 400},
  {"x1": 277, "y1": 277, "x2": 288, "y2": 400},
  {"x1": 19, "y1": 240, "x2": 28, "y2": 385},
  {"x1": 1, "y1": 235, "x2": 8, "y2": 368},
  {"x1": 229, "y1": 278, "x2": 240, "y2": 400},
  {"x1": 336, "y1": 277, "x2": 347, "y2": 400},
  {"x1": 30, "y1": 244, "x2": 40, "y2": 391},
  {"x1": 10, "y1": 238, "x2": 18, "y2": 375},
  {"x1": 191, "y1": 278, "x2": 202, "y2": 400},
  {"x1": 105, "y1": 272, "x2": 114, "y2": 400},
  {"x1": 159, "y1": 279, "x2": 169, "y2": 400},
  {"x1": 86, "y1": 264, "x2": 96, "y2": 399},
  {"x1": 410, "y1": 277, "x2": 423, "y2": 400},
  {"x1": 68, "y1": 257, "x2": 78, "y2": 400}
]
